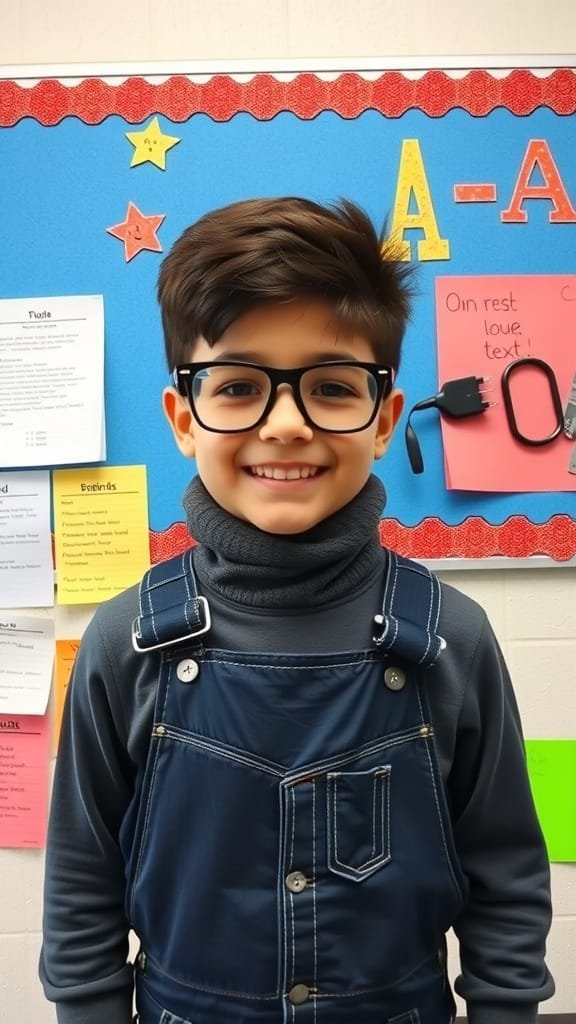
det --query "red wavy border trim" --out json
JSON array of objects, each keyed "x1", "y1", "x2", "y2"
[
  {"x1": 149, "y1": 515, "x2": 576, "y2": 564},
  {"x1": 1, "y1": 69, "x2": 576, "y2": 126}
]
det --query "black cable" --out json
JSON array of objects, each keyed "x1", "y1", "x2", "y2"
[{"x1": 405, "y1": 376, "x2": 492, "y2": 475}]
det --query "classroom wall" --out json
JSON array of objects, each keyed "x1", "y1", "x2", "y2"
[{"x1": 1, "y1": 1, "x2": 576, "y2": 1019}]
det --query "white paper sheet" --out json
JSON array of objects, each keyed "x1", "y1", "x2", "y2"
[
  {"x1": 0, "y1": 616, "x2": 55, "y2": 715},
  {"x1": 0, "y1": 471, "x2": 54, "y2": 608},
  {"x1": 0, "y1": 294, "x2": 105, "y2": 467}
]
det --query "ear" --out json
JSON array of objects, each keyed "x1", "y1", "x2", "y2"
[
  {"x1": 162, "y1": 386, "x2": 196, "y2": 459},
  {"x1": 373, "y1": 388, "x2": 404, "y2": 460}
]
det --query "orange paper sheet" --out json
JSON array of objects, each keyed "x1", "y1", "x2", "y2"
[
  {"x1": 52, "y1": 639, "x2": 79, "y2": 753},
  {"x1": 0, "y1": 714, "x2": 50, "y2": 848},
  {"x1": 435, "y1": 275, "x2": 576, "y2": 491}
]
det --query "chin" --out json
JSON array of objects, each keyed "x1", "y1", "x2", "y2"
[{"x1": 252, "y1": 513, "x2": 323, "y2": 536}]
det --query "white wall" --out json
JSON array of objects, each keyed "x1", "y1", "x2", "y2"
[
  {"x1": 1, "y1": 2, "x2": 575, "y2": 1019},
  {"x1": 3, "y1": 0, "x2": 576, "y2": 63}
]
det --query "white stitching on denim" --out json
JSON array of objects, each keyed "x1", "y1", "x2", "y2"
[
  {"x1": 157, "y1": 730, "x2": 284, "y2": 776},
  {"x1": 142, "y1": 948, "x2": 279, "y2": 999},
  {"x1": 146, "y1": 573, "x2": 159, "y2": 641},
  {"x1": 312, "y1": 777, "x2": 318, "y2": 1024},
  {"x1": 196, "y1": 655, "x2": 383, "y2": 671},
  {"x1": 145, "y1": 566, "x2": 189, "y2": 590},
  {"x1": 290, "y1": 786, "x2": 296, "y2": 987},
  {"x1": 385, "y1": 765, "x2": 391, "y2": 869},
  {"x1": 159, "y1": 660, "x2": 172, "y2": 722},
  {"x1": 180, "y1": 553, "x2": 188, "y2": 596},
  {"x1": 129, "y1": 729, "x2": 163, "y2": 920},
  {"x1": 129, "y1": 651, "x2": 174, "y2": 917},
  {"x1": 284, "y1": 727, "x2": 426, "y2": 786},
  {"x1": 387, "y1": 1011, "x2": 420, "y2": 1024},
  {"x1": 138, "y1": 569, "x2": 148, "y2": 616},
  {"x1": 371, "y1": 771, "x2": 377, "y2": 856},
  {"x1": 308, "y1": 943, "x2": 433, "y2": 994},
  {"x1": 417, "y1": 569, "x2": 434, "y2": 665},
  {"x1": 328, "y1": 768, "x2": 391, "y2": 878},
  {"x1": 378, "y1": 554, "x2": 445, "y2": 666},
  {"x1": 335, "y1": 770, "x2": 388, "y2": 872},
  {"x1": 415, "y1": 685, "x2": 465, "y2": 903},
  {"x1": 419, "y1": 567, "x2": 440, "y2": 666},
  {"x1": 157, "y1": 726, "x2": 432, "y2": 798},
  {"x1": 426, "y1": 572, "x2": 443, "y2": 667},
  {"x1": 388, "y1": 552, "x2": 400, "y2": 647},
  {"x1": 151, "y1": 727, "x2": 432, "y2": 786},
  {"x1": 401, "y1": 559, "x2": 442, "y2": 667},
  {"x1": 180, "y1": 555, "x2": 191, "y2": 633},
  {"x1": 139, "y1": 552, "x2": 204, "y2": 645},
  {"x1": 278, "y1": 786, "x2": 288, "y2": 1007}
]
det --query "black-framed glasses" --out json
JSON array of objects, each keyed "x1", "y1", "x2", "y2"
[{"x1": 174, "y1": 361, "x2": 394, "y2": 434}]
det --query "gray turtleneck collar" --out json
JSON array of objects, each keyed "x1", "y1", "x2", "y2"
[{"x1": 182, "y1": 474, "x2": 387, "y2": 610}]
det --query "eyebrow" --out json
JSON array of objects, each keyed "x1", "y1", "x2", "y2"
[{"x1": 211, "y1": 350, "x2": 363, "y2": 364}]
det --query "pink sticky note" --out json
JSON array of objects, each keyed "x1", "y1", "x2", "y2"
[
  {"x1": 0, "y1": 714, "x2": 50, "y2": 848},
  {"x1": 435, "y1": 275, "x2": 576, "y2": 492}
]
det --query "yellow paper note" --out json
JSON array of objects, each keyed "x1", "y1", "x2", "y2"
[
  {"x1": 52, "y1": 639, "x2": 79, "y2": 752},
  {"x1": 53, "y1": 466, "x2": 150, "y2": 604}
]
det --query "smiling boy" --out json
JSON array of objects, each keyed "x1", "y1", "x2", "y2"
[
  {"x1": 163, "y1": 298, "x2": 403, "y2": 535},
  {"x1": 41, "y1": 197, "x2": 553, "y2": 1024}
]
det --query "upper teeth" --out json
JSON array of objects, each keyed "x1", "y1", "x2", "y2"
[{"x1": 251, "y1": 466, "x2": 319, "y2": 480}]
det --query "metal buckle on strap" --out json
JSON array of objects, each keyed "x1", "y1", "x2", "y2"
[{"x1": 131, "y1": 596, "x2": 212, "y2": 653}]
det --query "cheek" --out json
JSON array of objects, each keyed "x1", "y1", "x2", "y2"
[
  {"x1": 335, "y1": 437, "x2": 375, "y2": 469},
  {"x1": 195, "y1": 437, "x2": 241, "y2": 474}
]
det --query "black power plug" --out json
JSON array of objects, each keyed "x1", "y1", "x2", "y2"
[{"x1": 405, "y1": 376, "x2": 493, "y2": 474}]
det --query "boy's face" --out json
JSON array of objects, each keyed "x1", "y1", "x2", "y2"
[{"x1": 163, "y1": 299, "x2": 403, "y2": 535}]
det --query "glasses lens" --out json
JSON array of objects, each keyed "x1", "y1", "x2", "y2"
[
  {"x1": 300, "y1": 365, "x2": 381, "y2": 430},
  {"x1": 191, "y1": 364, "x2": 271, "y2": 430}
]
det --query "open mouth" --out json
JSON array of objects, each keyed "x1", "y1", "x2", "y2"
[{"x1": 247, "y1": 465, "x2": 326, "y2": 481}]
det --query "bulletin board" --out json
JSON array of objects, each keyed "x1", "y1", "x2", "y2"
[{"x1": 1, "y1": 59, "x2": 576, "y2": 564}]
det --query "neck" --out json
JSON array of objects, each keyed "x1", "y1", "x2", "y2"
[{"x1": 183, "y1": 475, "x2": 387, "y2": 609}]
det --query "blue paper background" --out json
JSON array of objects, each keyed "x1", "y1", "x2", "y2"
[{"x1": 1, "y1": 105, "x2": 575, "y2": 532}]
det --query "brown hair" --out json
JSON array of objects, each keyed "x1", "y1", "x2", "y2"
[{"x1": 158, "y1": 197, "x2": 415, "y2": 372}]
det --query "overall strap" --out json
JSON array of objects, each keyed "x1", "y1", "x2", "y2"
[
  {"x1": 132, "y1": 548, "x2": 211, "y2": 653},
  {"x1": 373, "y1": 551, "x2": 445, "y2": 667}
]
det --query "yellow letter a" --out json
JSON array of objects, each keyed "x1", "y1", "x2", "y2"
[{"x1": 388, "y1": 139, "x2": 450, "y2": 261}]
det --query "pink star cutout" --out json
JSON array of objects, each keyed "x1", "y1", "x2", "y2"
[{"x1": 107, "y1": 201, "x2": 165, "y2": 262}]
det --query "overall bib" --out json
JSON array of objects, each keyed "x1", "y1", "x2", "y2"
[{"x1": 125, "y1": 550, "x2": 466, "y2": 1024}]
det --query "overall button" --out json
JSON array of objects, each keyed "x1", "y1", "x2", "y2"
[
  {"x1": 384, "y1": 666, "x2": 406, "y2": 691},
  {"x1": 288, "y1": 984, "x2": 310, "y2": 1005},
  {"x1": 176, "y1": 659, "x2": 199, "y2": 682},
  {"x1": 285, "y1": 870, "x2": 308, "y2": 893}
]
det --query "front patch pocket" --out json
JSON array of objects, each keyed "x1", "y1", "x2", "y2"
[
  {"x1": 387, "y1": 1011, "x2": 420, "y2": 1024},
  {"x1": 327, "y1": 765, "x2": 391, "y2": 881}
]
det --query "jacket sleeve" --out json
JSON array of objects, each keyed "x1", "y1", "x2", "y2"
[
  {"x1": 39, "y1": 604, "x2": 143, "y2": 1024},
  {"x1": 444, "y1": 608, "x2": 555, "y2": 1024}
]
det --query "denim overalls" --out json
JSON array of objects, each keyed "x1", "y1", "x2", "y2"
[{"x1": 124, "y1": 549, "x2": 466, "y2": 1024}]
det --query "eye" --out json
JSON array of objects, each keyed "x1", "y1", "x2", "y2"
[
  {"x1": 312, "y1": 380, "x2": 358, "y2": 398},
  {"x1": 216, "y1": 380, "x2": 263, "y2": 398}
]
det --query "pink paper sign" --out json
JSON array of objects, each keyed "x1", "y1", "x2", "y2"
[
  {"x1": 0, "y1": 714, "x2": 50, "y2": 848},
  {"x1": 435, "y1": 275, "x2": 576, "y2": 492}
]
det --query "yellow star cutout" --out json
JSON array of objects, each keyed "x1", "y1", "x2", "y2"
[{"x1": 126, "y1": 116, "x2": 180, "y2": 170}]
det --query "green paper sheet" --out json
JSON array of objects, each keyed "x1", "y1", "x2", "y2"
[{"x1": 525, "y1": 739, "x2": 576, "y2": 863}]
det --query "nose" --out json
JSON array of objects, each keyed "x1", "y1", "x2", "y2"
[{"x1": 258, "y1": 384, "x2": 314, "y2": 443}]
